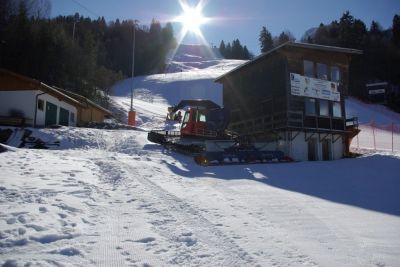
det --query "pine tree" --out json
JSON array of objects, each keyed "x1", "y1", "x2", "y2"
[
  {"x1": 314, "y1": 23, "x2": 329, "y2": 45},
  {"x1": 243, "y1": 45, "x2": 250, "y2": 59},
  {"x1": 277, "y1": 32, "x2": 289, "y2": 46},
  {"x1": 225, "y1": 42, "x2": 232, "y2": 59},
  {"x1": 392, "y1": 14, "x2": 400, "y2": 47},
  {"x1": 219, "y1": 40, "x2": 226, "y2": 58},
  {"x1": 231, "y1": 39, "x2": 242, "y2": 59},
  {"x1": 259, "y1": 26, "x2": 273, "y2": 53},
  {"x1": 162, "y1": 22, "x2": 175, "y2": 47}
]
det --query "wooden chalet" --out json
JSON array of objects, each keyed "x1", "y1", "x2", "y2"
[{"x1": 215, "y1": 42, "x2": 362, "y2": 161}]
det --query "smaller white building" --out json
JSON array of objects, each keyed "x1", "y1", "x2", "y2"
[
  {"x1": 0, "y1": 69, "x2": 84, "y2": 127},
  {"x1": 256, "y1": 131, "x2": 344, "y2": 161},
  {"x1": 281, "y1": 132, "x2": 344, "y2": 161}
]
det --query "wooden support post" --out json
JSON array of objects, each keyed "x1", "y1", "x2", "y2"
[
  {"x1": 372, "y1": 121, "x2": 376, "y2": 151},
  {"x1": 392, "y1": 122, "x2": 394, "y2": 153}
]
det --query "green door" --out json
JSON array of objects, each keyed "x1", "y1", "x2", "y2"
[
  {"x1": 45, "y1": 101, "x2": 57, "y2": 126},
  {"x1": 59, "y1": 107, "x2": 69, "y2": 126}
]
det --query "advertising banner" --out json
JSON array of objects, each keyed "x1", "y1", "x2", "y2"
[{"x1": 290, "y1": 73, "x2": 340, "y2": 101}]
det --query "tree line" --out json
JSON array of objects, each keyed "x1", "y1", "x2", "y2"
[
  {"x1": 218, "y1": 39, "x2": 253, "y2": 60},
  {"x1": 258, "y1": 11, "x2": 400, "y2": 111},
  {"x1": 0, "y1": 0, "x2": 176, "y2": 106},
  {"x1": 259, "y1": 27, "x2": 295, "y2": 53}
]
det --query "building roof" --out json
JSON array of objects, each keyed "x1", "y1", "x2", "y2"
[
  {"x1": 0, "y1": 69, "x2": 85, "y2": 108},
  {"x1": 215, "y1": 42, "x2": 363, "y2": 82},
  {"x1": 55, "y1": 87, "x2": 113, "y2": 116}
]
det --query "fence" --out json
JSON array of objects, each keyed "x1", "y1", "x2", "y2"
[{"x1": 351, "y1": 121, "x2": 400, "y2": 152}]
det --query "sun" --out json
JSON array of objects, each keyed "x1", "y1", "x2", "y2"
[{"x1": 175, "y1": 1, "x2": 209, "y2": 35}]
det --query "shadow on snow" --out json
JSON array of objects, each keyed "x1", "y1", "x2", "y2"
[{"x1": 146, "y1": 146, "x2": 400, "y2": 217}]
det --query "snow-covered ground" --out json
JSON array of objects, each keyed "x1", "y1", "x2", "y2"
[{"x1": 1, "y1": 45, "x2": 400, "y2": 266}]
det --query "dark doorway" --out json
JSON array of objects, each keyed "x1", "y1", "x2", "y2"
[
  {"x1": 45, "y1": 101, "x2": 57, "y2": 126},
  {"x1": 308, "y1": 138, "x2": 318, "y2": 161},
  {"x1": 322, "y1": 139, "x2": 331, "y2": 161},
  {"x1": 59, "y1": 107, "x2": 69, "y2": 126}
]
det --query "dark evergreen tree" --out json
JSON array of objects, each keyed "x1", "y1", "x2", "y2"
[
  {"x1": 276, "y1": 31, "x2": 295, "y2": 46},
  {"x1": 277, "y1": 32, "x2": 289, "y2": 45},
  {"x1": 392, "y1": 14, "x2": 400, "y2": 47},
  {"x1": 225, "y1": 42, "x2": 232, "y2": 59},
  {"x1": 314, "y1": 23, "x2": 329, "y2": 45},
  {"x1": 243, "y1": 46, "x2": 250, "y2": 59},
  {"x1": 231, "y1": 39, "x2": 242, "y2": 59},
  {"x1": 370, "y1": 20, "x2": 382, "y2": 37},
  {"x1": 219, "y1": 40, "x2": 226, "y2": 58},
  {"x1": 259, "y1": 26, "x2": 273, "y2": 53}
]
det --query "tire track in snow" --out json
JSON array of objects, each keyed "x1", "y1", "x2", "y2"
[
  {"x1": 118, "y1": 159, "x2": 257, "y2": 266},
  {"x1": 83, "y1": 155, "x2": 162, "y2": 266}
]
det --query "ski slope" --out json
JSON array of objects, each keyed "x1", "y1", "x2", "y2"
[
  {"x1": 347, "y1": 97, "x2": 400, "y2": 152},
  {"x1": 1, "y1": 45, "x2": 400, "y2": 266}
]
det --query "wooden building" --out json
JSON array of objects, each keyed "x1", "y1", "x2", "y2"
[
  {"x1": 0, "y1": 69, "x2": 112, "y2": 127},
  {"x1": 55, "y1": 88, "x2": 112, "y2": 126},
  {"x1": 215, "y1": 42, "x2": 362, "y2": 161}
]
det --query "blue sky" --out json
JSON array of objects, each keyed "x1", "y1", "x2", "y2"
[{"x1": 51, "y1": 0, "x2": 400, "y2": 55}]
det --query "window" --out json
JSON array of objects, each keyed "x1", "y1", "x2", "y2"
[
  {"x1": 181, "y1": 111, "x2": 190, "y2": 129},
  {"x1": 304, "y1": 60, "x2": 314, "y2": 77},
  {"x1": 317, "y1": 63, "x2": 328, "y2": 80},
  {"x1": 70, "y1": 112, "x2": 75, "y2": 122},
  {"x1": 305, "y1": 98, "x2": 316, "y2": 116},
  {"x1": 37, "y1": 99, "x2": 44, "y2": 111},
  {"x1": 197, "y1": 111, "x2": 206, "y2": 122},
  {"x1": 319, "y1": 100, "x2": 329, "y2": 116},
  {"x1": 332, "y1": 102, "x2": 342, "y2": 117},
  {"x1": 331, "y1": 66, "x2": 340, "y2": 82}
]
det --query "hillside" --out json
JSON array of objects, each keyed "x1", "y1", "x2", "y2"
[
  {"x1": 110, "y1": 44, "x2": 245, "y2": 129},
  {"x1": 1, "y1": 45, "x2": 400, "y2": 266}
]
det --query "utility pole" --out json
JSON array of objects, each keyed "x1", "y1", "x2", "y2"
[
  {"x1": 130, "y1": 22, "x2": 135, "y2": 111},
  {"x1": 72, "y1": 13, "x2": 79, "y2": 42},
  {"x1": 128, "y1": 20, "x2": 137, "y2": 126},
  {"x1": 72, "y1": 21, "x2": 76, "y2": 41}
]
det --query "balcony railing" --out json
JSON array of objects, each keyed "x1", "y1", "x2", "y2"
[{"x1": 229, "y1": 110, "x2": 348, "y2": 134}]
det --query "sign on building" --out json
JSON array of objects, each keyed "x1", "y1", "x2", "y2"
[
  {"x1": 368, "y1": 89, "x2": 385, "y2": 95},
  {"x1": 290, "y1": 73, "x2": 340, "y2": 101}
]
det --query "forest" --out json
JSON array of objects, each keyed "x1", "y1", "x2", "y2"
[
  {"x1": 218, "y1": 39, "x2": 253, "y2": 60},
  {"x1": 0, "y1": 0, "x2": 176, "y2": 106}
]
